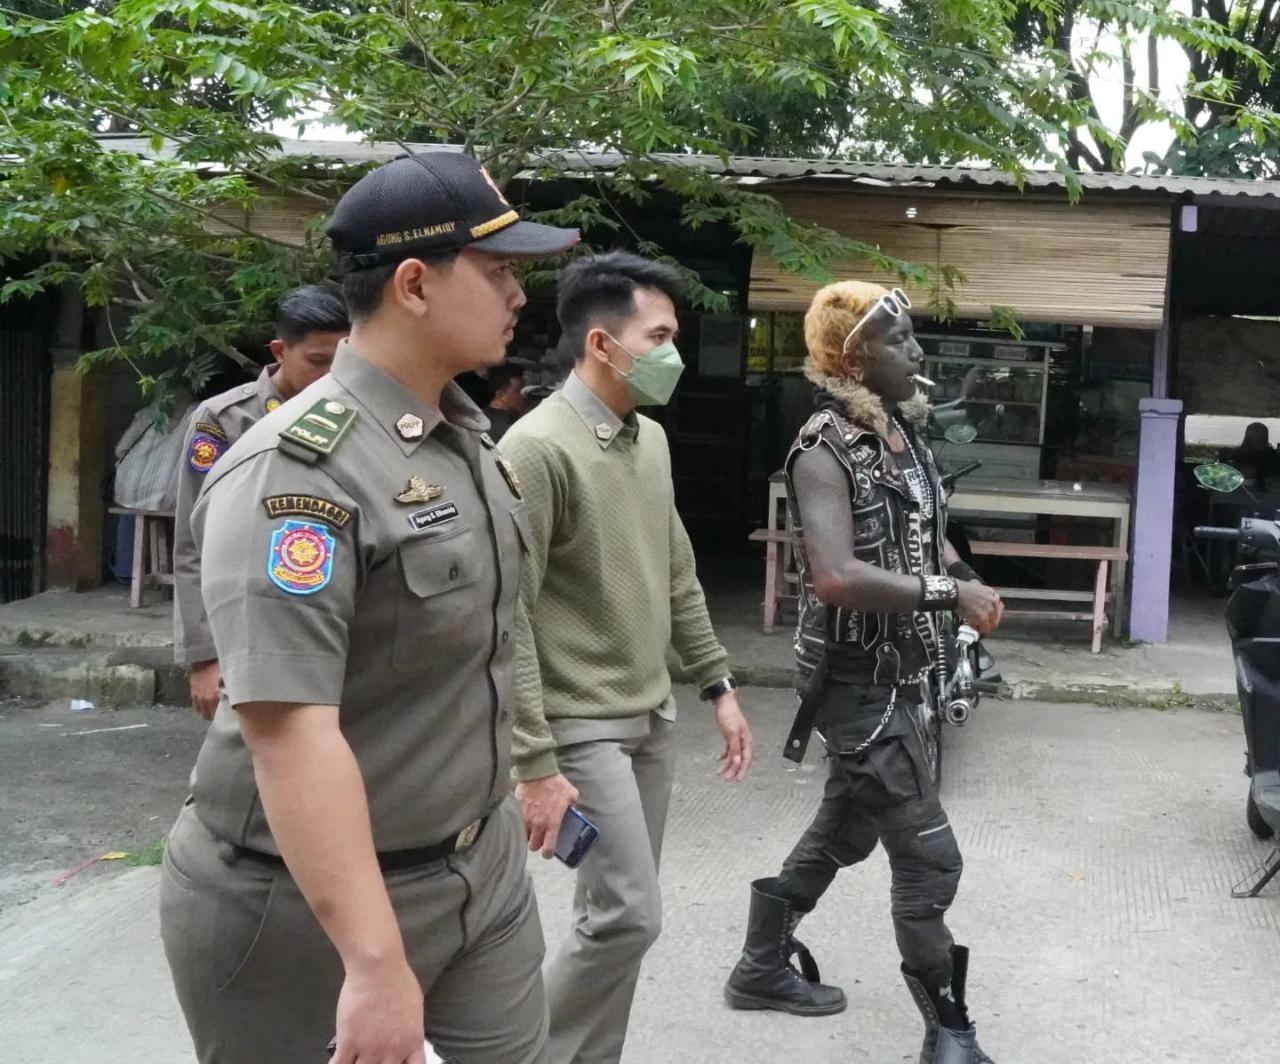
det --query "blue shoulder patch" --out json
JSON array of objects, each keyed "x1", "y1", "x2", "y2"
[{"x1": 267, "y1": 520, "x2": 335, "y2": 595}]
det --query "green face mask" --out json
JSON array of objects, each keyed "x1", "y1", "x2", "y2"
[{"x1": 606, "y1": 334, "x2": 685, "y2": 406}]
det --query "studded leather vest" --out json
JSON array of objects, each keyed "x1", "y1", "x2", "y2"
[{"x1": 786, "y1": 403, "x2": 947, "y2": 686}]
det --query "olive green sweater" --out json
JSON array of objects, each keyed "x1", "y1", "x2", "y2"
[{"x1": 500, "y1": 374, "x2": 730, "y2": 781}]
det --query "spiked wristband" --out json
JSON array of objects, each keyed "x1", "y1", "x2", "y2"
[{"x1": 918, "y1": 574, "x2": 960, "y2": 612}]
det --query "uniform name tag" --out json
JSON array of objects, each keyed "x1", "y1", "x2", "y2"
[
  {"x1": 262, "y1": 494, "x2": 353, "y2": 530},
  {"x1": 408, "y1": 502, "x2": 459, "y2": 532}
]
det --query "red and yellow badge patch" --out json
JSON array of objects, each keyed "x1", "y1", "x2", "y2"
[
  {"x1": 188, "y1": 433, "x2": 224, "y2": 474},
  {"x1": 267, "y1": 520, "x2": 335, "y2": 595}
]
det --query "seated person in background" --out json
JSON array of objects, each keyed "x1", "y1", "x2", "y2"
[
  {"x1": 484, "y1": 361, "x2": 527, "y2": 441},
  {"x1": 1222, "y1": 421, "x2": 1279, "y2": 489}
]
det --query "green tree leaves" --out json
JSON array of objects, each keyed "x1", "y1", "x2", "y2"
[{"x1": 3, "y1": 0, "x2": 1273, "y2": 402}]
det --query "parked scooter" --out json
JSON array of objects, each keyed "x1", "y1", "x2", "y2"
[
  {"x1": 1194, "y1": 461, "x2": 1280, "y2": 897},
  {"x1": 936, "y1": 417, "x2": 1002, "y2": 693},
  {"x1": 907, "y1": 420, "x2": 1001, "y2": 786}
]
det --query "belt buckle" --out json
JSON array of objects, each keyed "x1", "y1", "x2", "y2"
[{"x1": 454, "y1": 818, "x2": 482, "y2": 853}]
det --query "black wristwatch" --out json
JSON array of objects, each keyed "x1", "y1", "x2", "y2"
[{"x1": 700, "y1": 675, "x2": 738, "y2": 702}]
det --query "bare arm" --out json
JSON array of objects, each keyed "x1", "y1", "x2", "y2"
[
  {"x1": 941, "y1": 537, "x2": 963, "y2": 571},
  {"x1": 791, "y1": 444, "x2": 924, "y2": 614},
  {"x1": 239, "y1": 702, "x2": 424, "y2": 1064}
]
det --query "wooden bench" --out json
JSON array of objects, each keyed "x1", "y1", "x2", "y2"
[
  {"x1": 750, "y1": 529, "x2": 1126, "y2": 653},
  {"x1": 967, "y1": 541, "x2": 1128, "y2": 654},
  {"x1": 108, "y1": 507, "x2": 175, "y2": 608}
]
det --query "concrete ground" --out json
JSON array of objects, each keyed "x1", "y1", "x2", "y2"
[
  {"x1": 0, "y1": 580, "x2": 1239, "y2": 709},
  {"x1": 0, "y1": 697, "x2": 203, "y2": 912},
  {"x1": 2, "y1": 687, "x2": 1277, "y2": 1063},
  {"x1": 705, "y1": 581, "x2": 1237, "y2": 703}
]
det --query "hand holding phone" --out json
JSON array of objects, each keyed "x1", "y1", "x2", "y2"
[{"x1": 554, "y1": 806, "x2": 599, "y2": 869}]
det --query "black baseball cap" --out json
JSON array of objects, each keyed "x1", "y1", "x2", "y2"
[{"x1": 327, "y1": 152, "x2": 580, "y2": 273}]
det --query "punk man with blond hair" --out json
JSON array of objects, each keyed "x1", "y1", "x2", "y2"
[{"x1": 723, "y1": 281, "x2": 1003, "y2": 1064}]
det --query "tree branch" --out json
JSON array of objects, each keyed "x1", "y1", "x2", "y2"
[
  {"x1": 60, "y1": 72, "x2": 334, "y2": 207},
  {"x1": 1117, "y1": 39, "x2": 1149, "y2": 150},
  {"x1": 479, "y1": 78, "x2": 541, "y2": 131},
  {"x1": 1147, "y1": 31, "x2": 1159, "y2": 98},
  {"x1": 1121, "y1": 39, "x2": 1135, "y2": 130},
  {"x1": 122, "y1": 256, "x2": 258, "y2": 373},
  {"x1": 1255, "y1": 1, "x2": 1280, "y2": 62},
  {"x1": 1067, "y1": 129, "x2": 1107, "y2": 172}
]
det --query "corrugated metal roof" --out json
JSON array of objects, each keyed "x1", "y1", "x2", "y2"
[
  {"x1": 94, "y1": 135, "x2": 1280, "y2": 200},
  {"x1": 538, "y1": 149, "x2": 1280, "y2": 199}
]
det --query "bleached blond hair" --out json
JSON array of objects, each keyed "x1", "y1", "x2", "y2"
[
  {"x1": 801, "y1": 280, "x2": 928, "y2": 437},
  {"x1": 802, "y1": 280, "x2": 891, "y2": 381}
]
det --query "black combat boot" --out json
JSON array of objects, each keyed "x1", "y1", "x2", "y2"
[
  {"x1": 723, "y1": 877, "x2": 846, "y2": 1016},
  {"x1": 901, "y1": 945, "x2": 995, "y2": 1063}
]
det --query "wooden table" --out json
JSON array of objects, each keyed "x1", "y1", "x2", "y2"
[{"x1": 948, "y1": 478, "x2": 1132, "y2": 636}]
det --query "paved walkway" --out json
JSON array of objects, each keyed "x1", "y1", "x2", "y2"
[
  {"x1": 0, "y1": 582, "x2": 1238, "y2": 709},
  {"x1": 1, "y1": 690, "x2": 1276, "y2": 1063}
]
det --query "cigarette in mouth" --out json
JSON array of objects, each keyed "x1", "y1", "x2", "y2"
[{"x1": 912, "y1": 373, "x2": 935, "y2": 388}]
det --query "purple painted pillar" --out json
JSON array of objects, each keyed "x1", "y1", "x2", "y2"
[{"x1": 1129, "y1": 397, "x2": 1183, "y2": 642}]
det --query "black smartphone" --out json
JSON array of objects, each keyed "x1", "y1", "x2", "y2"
[{"x1": 554, "y1": 806, "x2": 599, "y2": 868}]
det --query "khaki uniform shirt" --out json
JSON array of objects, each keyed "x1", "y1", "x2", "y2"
[
  {"x1": 188, "y1": 340, "x2": 526, "y2": 853},
  {"x1": 173, "y1": 365, "x2": 284, "y2": 665}
]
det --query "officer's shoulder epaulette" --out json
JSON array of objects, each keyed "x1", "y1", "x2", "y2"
[
  {"x1": 202, "y1": 381, "x2": 256, "y2": 417},
  {"x1": 277, "y1": 398, "x2": 358, "y2": 466}
]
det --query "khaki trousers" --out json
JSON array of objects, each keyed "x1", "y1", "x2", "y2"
[
  {"x1": 544, "y1": 712, "x2": 676, "y2": 1064},
  {"x1": 160, "y1": 797, "x2": 548, "y2": 1064}
]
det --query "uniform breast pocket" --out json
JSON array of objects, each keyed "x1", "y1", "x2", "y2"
[{"x1": 393, "y1": 526, "x2": 484, "y2": 671}]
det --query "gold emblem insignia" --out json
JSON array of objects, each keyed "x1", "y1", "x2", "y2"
[
  {"x1": 498, "y1": 457, "x2": 522, "y2": 499},
  {"x1": 479, "y1": 166, "x2": 511, "y2": 207},
  {"x1": 395, "y1": 475, "x2": 444, "y2": 505},
  {"x1": 265, "y1": 397, "x2": 281, "y2": 412},
  {"x1": 396, "y1": 413, "x2": 425, "y2": 440}
]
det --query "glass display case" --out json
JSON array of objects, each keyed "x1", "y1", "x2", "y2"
[{"x1": 917, "y1": 335, "x2": 1056, "y2": 447}]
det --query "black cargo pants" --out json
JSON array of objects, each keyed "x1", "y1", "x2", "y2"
[{"x1": 775, "y1": 681, "x2": 964, "y2": 985}]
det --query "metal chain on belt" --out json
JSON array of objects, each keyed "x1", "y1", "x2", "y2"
[{"x1": 849, "y1": 686, "x2": 898, "y2": 757}]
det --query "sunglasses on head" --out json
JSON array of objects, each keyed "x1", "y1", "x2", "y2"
[{"x1": 842, "y1": 287, "x2": 912, "y2": 354}]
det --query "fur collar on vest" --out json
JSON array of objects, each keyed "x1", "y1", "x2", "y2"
[{"x1": 804, "y1": 368, "x2": 931, "y2": 439}]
